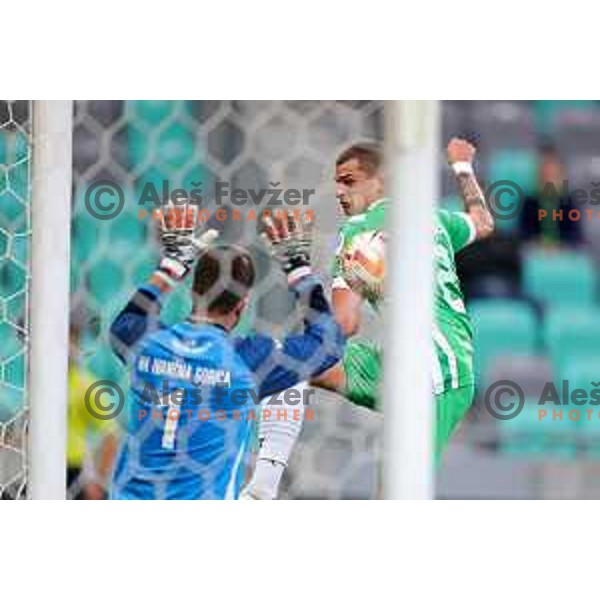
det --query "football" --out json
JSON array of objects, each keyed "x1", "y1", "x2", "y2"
[{"x1": 341, "y1": 229, "x2": 385, "y2": 301}]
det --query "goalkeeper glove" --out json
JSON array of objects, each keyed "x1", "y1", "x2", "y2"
[
  {"x1": 155, "y1": 204, "x2": 219, "y2": 287},
  {"x1": 262, "y1": 213, "x2": 312, "y2": 284}
]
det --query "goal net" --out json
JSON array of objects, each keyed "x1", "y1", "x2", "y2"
[
  {"x1": 0, "y1": 101, "x2": 31, "y2": 499},
  {"x1": 0, "y1": 100, "x2": 433, "y2": 499}
]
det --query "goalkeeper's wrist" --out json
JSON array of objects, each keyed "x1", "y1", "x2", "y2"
[{"x1": 156, "y1": 256, "x2": 189, "y2": 288}]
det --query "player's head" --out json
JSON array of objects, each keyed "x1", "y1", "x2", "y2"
[
  {"x1": 335, "y1": 143, "x2": 384, "y2": 216},
  {"x1": 191, "y1": 245, "x2": 255, "y2": 331}
]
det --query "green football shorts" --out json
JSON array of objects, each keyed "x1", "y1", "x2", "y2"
[
  {"x1": 435, "y1": 384, "x2": 475, "y2": 458},
  {"x1": 343, "y1": 339, "x2": 382, "y2": 410},
  {"x1": 343, "y1": 340, "x2": 474, "y2": 458}
]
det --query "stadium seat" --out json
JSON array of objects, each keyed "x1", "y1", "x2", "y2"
[
  {"x1": 71, "y1": 211, "x2": 100, "y2": 265},
  {"x1": 556, "y1": 109, "x2": 600, "y2": 158},
  {"x1": 487, "y1": 149, "x2": 538, "y2": 233},
  {"x1": 558, "y1": 357, "x2": 600, "y2": 457},
  {"x1": 129, "y1": 100, "x2": 177, "y2": 126},
  {"x1": 161, "y1": 286, "x2": 192, "y2": 325},
  {"x1": 0, "y1": 384, "x2": 24, "y2": 421},
  {"x1": 543, "y1": 307, "x2": 600, "y2": 373},
  {"x1": 469, "y1": 101, "x2": 537, "y2": 153},
  {"x1": 84, "y1": 346, "x2": 125, "y2": 384},
  {"x1": 487, "y1": 355, "x2": 553, "y2": 400},
  {"x1": 533, "y1": 100, "x2": 598, "y2": 136},
  {"x1": 522, "y1": 249, "x2": 597, "y2": 307},
  {"x1": 109, "y1": 208, "x2": 148, "y2": 247},
  {"x1": 86, "y1": 257, "x2": 126, "y2": 304},
  {"x1": 499, "y1": 398, "x2": 578, "y2": 458},
  {"x1": 3, "y1": 353, "x2": 25, "y2": 388},
  {"x1": 469, "y1": 299, "x2": 539, "y2": 384},
  {"x1": 488, "y1": 148, "x2": 538, "y2": 197}
]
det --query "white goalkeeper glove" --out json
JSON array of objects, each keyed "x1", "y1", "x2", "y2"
[
  {"x1": 262, "y1": 213, "x2": 313, "y2": 284},
  {"x1": 155, "y1": 204, "x2": 219, "y2": 287}
]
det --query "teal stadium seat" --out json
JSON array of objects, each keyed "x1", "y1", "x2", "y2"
[
  {"x1": 543, "y1": 307, "x2": 600, "y2": 374},
  {"x1": 109, "y1": 207, "x2": 148, "y2": 247},
  {"x1": 86, "y1": 257, "x2": 126, "y2": 305},
  {"x1": 499, "y1": 398, "x2": 578, "y2": 458},
  {"x1": 469, "y1": 299, "x2": 539, "y2": 384},
  {"x1": 558, "y1": 356, "x2": 600, "y2": 457},
  {"x1": 523, "y1": 249, "x2": 597, "y2": 307},
  {"x1": 533, "y1": 100, "x2": 598, "y2": 135},
  {"x1": 84, "y1": 346, "x2": 125, "y2": 384},
  {"x1": 487, "y1": 149, "x2": 538, "y2": 233},
  {"x1": 71, "y1": 211, "x2": 100, "y2": 265}
]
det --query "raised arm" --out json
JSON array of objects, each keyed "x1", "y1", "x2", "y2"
[
  {"x1": 109, "y1": 205, "x2": 218, "y2": 363},
  {"x1": 447, "y1": 137, "x2": 495, "y2": 240},
  {"x1": 235, "y1": 273, "x2": 344, "y2": 397},
  {"x1": 235, "y1": 213, "x2": 344, "y2": 397}
]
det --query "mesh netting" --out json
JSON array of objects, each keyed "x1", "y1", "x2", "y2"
[
  {"x1": 0, "y1": 100, "x2": 385, "y2": 499},
  {"x1": 0, "y1": 100, "x2": 31, "y2": 499},
  {"x1": 70, "y1": 100, "x2": 384, "y2": 499}
]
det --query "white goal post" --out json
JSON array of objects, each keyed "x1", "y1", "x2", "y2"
[
  {"x1": 20, "y1": 100, "x2": 437, "y2": 499},
  {"x1": 383, "y1": 100, "x2": 439, "y2": 499},
  {"x1": 27, "y1": 101, "x2": 73, "y2": 499}
]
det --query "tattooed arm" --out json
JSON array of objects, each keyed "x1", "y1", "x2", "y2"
[{"x1": 447, "y1": 137, "x2": 495, "y2": 239}]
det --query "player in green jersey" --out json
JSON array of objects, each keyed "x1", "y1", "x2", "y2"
[
  {"x1": 314, "y1": 140, "x2": 494, "y2": 456},
  {"x1": 241, "y1": 139, "x2": 494, "y2": 498},
  {"x1": 310, "y1": 144, "x2": 386, "y2": 407}
]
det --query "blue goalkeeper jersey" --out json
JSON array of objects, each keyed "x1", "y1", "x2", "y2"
[{"x1": 108, "y1": 274, "x2": 343, "y2": 500}]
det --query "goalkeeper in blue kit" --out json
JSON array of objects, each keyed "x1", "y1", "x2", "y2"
[{"x1": 108, "y1": 207, "x2": 344, "y2": 499}]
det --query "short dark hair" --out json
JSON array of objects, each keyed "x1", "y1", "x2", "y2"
[
  {"x1": 336, "y1": 143, "x2": 382, "y2": 175},
  {"x1": 192, "y1": 245, "x2": 255, "y2": 315}
]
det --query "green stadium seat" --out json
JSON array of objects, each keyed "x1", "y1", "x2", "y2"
[
  {"x1": 109, "y1": 209, "x2": 148, "y2": 247},
  {"x1": 487, "y1": 149, "x2": 539, "y2": 233},
  {"x1": 469, "y1": 299, "x2": 539, "y2": 383},
  {"x1": 0, "y1": 383, "x2": 24, "y2": 421},
  {"x1": 522, "y1": 249, "x2": 597, "y2": 307},
  {"x1": 499, "y1": 398, "x2": 578, "y2": 458},
  {"x1": 161, "y1": 286, "x2": 192, "y2": 325},
  {"x1": 558, "y1": 357, "x2": 600, "y2": 457},
  {"x1": 3, "y1": 352, "x2": 25, "y2": 388},
  {"x1": 488, "y1": 149, "x2": 538, "y2": 196},
  {"x1": 533, "y1": 100, "x2": 598, "y2": 135},
  {"x1": 86, "y1": 257, "x2": 126, "y2": 304},
  {"x1": 0, "y1": 132, "x2": 7, "y2": 163},
  {"x1": 84, "y1": 346, "x2": 125, "y2": 383},
  {"x1": 156, "y1": 122, "x2": 195, "y2": 171},
  {"x1": 0, "y1": 190, "x2": 28, "y2": 233},
  {"x1": 543, "y1": 307, "x2": 600, "y2": 373},
  {"x1": 129, "y1": 101, "x2": 177, "y2": 126},
  {"x1": 71, "y1": 211, "x2": 100, "y2": 265},
  {"x1": 500, "y1": 400, "x2": 550, "y2": 456}
]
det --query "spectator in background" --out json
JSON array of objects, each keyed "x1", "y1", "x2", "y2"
[
  {"x1": 67, "y1": 321, "x2": 118, "y2": 499},
  {"x1": 519, "y1": 143, "x2": 583, "y2": 247}
]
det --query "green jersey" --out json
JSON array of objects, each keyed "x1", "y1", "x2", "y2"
[
  {"x1": 332, "y1": 198, "x2": 387, "y2": 309},
  {"x1": 433, "y1": 209, "x2": 477, "y2": 394}
]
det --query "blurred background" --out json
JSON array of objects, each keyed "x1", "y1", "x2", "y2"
[{"x1": 1, "y1": 100, "x2": 600, "y2": 499}]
